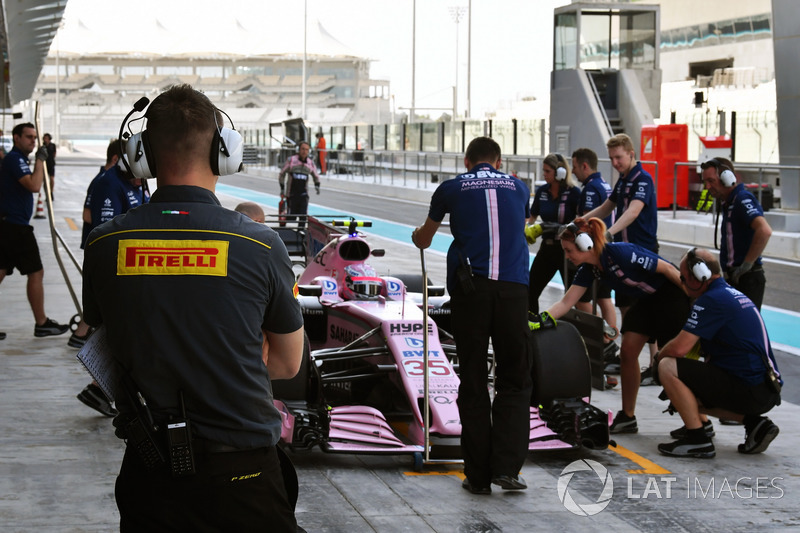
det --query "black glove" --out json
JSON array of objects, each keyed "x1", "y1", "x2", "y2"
[
  {"x1": 36, "y1": 146, "x2": 49, "y2": 162},
  {"x1": 315, "y1": 183, "x2": 320, "y2": 195},
  {"x1": 279, "y1": 183, "x2": 285, "y2": 195}
]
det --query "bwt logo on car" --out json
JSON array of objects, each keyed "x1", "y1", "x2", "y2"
[
  {"x1": 322, "y1": 280, "x2": 337, "y2": 294},
  {"x1": 386, "y1": 280, "x2": 402, "y2": 296},
  {"x1": 405, "y1": 337, "x2": 424, "y2": 348}
]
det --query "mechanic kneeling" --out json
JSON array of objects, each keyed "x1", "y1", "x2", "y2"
[{"x1": 655, "y1": 247, "x2": 782, "y2": 459}]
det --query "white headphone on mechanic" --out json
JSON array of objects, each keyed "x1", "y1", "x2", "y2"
[
  {"x1": 704, "y1": 157, "x2": 736, "y2": 187},
  {"x1": 118, "y1": 96, "x2": 244, "y2": 179},
  {"x1": 554, "y1": 153, "x2": 568, "y2": 181},
  {"x1": 687, "y1": 247, "x2": 712, "y2": 283},
  {"x1": 563, "y1": 221, "x2": 593, "y2": 252}
]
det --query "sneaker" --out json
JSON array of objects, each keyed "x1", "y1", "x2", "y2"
[
  {"x1": 492, "y1": 474, "x2": 527, "y2": 490},
  {"x1": 670, "y1": 420, "x2": 715, "y2": 439},
  {"x1": 461, "y1": 478, "x2": 491, "y2": 495},
  {"x1": 67, "y1": 329, "x2": 94, "y2": 349},
  {"x1": 34, "y1": 317, "x2": 69, "y2": 337},
  {"x1": 77, "y1": 383, "x2": 118, "y2": 417},
  {"x1": 603, "y1": 342, "x2": 620, "y2": 374},
  {"x1": 658, "y1": 436, "x2": 716, "y2": 458},
  {"x1": 640, "y1": 366, "x2": 656, "y2": 386},
  {"x1": 610, "y1": 411, "x2": 638, "y2": 434},
  {"x1": 738, "y1": 417, "x2": 779, "y2": 454}
]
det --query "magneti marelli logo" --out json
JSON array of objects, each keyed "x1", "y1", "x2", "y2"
[{"x1": 557, "y1": 459, "x2": 614, "y2": 516}]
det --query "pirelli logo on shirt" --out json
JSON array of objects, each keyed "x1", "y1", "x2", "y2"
[{"x1": 117, "y1": 239, "x2": 229, "y2": 276}]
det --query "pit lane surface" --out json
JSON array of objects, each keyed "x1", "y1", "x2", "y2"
[{"x1": 2, "y1": 151, "x2": 795, "y2": 532}]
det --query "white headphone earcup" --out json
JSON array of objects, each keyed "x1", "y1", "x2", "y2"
[
  {"x1": 575, "y1": 232, "x2": 593, "y2": 252},
  {"x1": 216, "y1": 127, "x2": 244, "y2": 176},
  {"x1": 720, "y1": 169, "x2": 736, "y2": 187},
  {"x1": 692, "y1": 261, "x2": 712, "y2": 282},
  {"x1": 556, "y1": 166, "x2": 567, "y2": 181},
  {"x1": 125, "y1": 132, "x2": 154, "y2": 179}
]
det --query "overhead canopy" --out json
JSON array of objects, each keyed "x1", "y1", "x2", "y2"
[{"x1": 1, "y1": 0, "x2": 67, "y2": 105}]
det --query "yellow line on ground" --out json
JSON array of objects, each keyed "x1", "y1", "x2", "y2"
[
  {"x1": 65, "y1": 217, "x2": 78, "y2": 231},
  {"x1": 610, "y1": 443, "x2": 672, "y2": 475},
  {"x1": 403, "y1": 464, "x2": 463, "y2": 477}
]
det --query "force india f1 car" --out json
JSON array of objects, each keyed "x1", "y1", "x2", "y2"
[{"x1": 270, "y1": 218, "x2": 610, "y2": 466}]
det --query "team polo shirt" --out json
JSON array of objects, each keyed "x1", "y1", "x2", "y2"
[
  {"x1": 573, "y1": 242, "x2": 665, "y2": 297},
  {"x1": 579, "y1": 172, "x2": 614, "y2": 228},
  {"x1": 608, "y1": 162, "x2": 658, "y2": 251},
  {"x1": 83, "y1": 185, "x2": 303, "y2": 449},
  {"x1": 720, "y1": 183, "x2": 765, "y2": 269},
  {"x1": 0, "y1": 147, "x2": 35, "y2": 225},
  {"x1": 530, "y1": 183, "x2": 580, "y2": 225},
  {"x1": 428, "y1": 164, "x2": 531, "y2": 292},
  {"x1": 683, "y1": 278, "x2": 781, "y2": 387},
  {"x1": 89, "y1": 166, "x2": 146, "y2": 223}
]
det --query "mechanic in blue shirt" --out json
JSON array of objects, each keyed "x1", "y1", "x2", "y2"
[
  {"x1": 83, "y1": 85, "x2": 304, "y2": 531},
  {"x1": 0, "y1": 122, "x2": 70, "y2": 338},
  {"x1": 413, "y1": 136, "x2": 532, "y2": 495},
  {"x1": 543, "y1": 217, "x2": 688, "y2": 434},
  {"x1": 655, "y1": 247, "x2": 781, "y2": 458},
  {"x1": 526, "y1": 153, "x2": 580, "y2": 313},
  {"x1": 700, "y1": 157, "x2": 771, "y2": 310},
  {"x1": 571, "y1": 147, "x2": 617, "y2": 338},
  {"x1": 80, "y1": 139, "x2": 125, "y2": 248}
]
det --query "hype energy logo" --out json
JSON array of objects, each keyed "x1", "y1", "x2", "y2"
[
  {"x1": 557, "y1": 459, "x2": 613, "y2": 516},
  {"x1": 117, "y1": 239, "x2": 228, "y2": 276}
]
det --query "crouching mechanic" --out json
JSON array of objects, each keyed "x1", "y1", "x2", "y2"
[
  {"x1": 655, "y1": 247, "x2": 782, "y2": 458},
  {"x1": 82, "y1": 85, "x2": 304, "y2": 530}
]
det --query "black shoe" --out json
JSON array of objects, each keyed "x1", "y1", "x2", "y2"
[
  {"x1": 462, "y1": 478, "x2": 491, "y2": 495},
  {"x1": 738, "y1": 417, "x2": 779, "y2": 454},
  {"x1": 658, "y1": 436, "x2": 715, "y2": 458},
  {"x1": 77, "y1": 384, "x2": 118, "y2": 417},
  {"x1": 34, "y1": 317, "x2": 70, "y2": 337},
  {"x1": 640, "y1": 366, "x2": 657, "y2": 386},
  {"x1": 492, "y1": 475, "x2": 527, "y2": 490},
  {"x1": 603, "y1": 342, "x2": 620, "y2": 374},
  {"x1": 610, "y1": 411, "x2": 638, "y2": 434},
  {"x1": 67, "y1": 329, "x2": 94, "y2": 349},
  {"x1": 670, "y1": 420, "x2": 715, "y2": 439}
]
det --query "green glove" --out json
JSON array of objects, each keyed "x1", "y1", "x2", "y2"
[
  {"x1": 524, "y1": 224, "x2": 543, "y2": 244},
  {"x1": 528, "y1": 310, "x2": 557, "y2": 331}
]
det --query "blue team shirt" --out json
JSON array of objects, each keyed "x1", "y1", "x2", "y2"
[
  {"x1": 530, "y1": 183, "x2": 580, "y2": 225},
  {"x1": 608, "y1": 162, "x2": 658, "y2": 252},
  {"x1": 720, "y1": 183, "x2": 765, "y2": 269},
  {"x1": 579, "y1": 172, "x2": 614, "y2": 228},
  {"x1": 573, "y1": 242, "x2": 666, "y2": 297},
  {"x1": 428, "y1": 163, "x2": 531, "y2": 291},
  {"x1": 0, "y1": 147, "x2": 35, "y2": 225},
  {"x1": 684, "y1": 278, "x2": 781, "y2": 387},
  {"x1": 82, "y1": 166, "x2": 147, "y2": 247}
]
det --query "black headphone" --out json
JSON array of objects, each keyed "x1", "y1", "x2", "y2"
[
  {"x1": 118, "y1": 96, "x2": 244, "y2": 179},
  {"x1": 702, "y1": 157, "x2": 736, "y2": 187},
  {"x1": 554, "y1": 153, "x2": 567, "y2": 181},
  {"x1": 686, "y1": 247, "x2": 712, "y2": 282},
  {"x1": 564, "y1": 221, "x2": 593, "y2": 252}
]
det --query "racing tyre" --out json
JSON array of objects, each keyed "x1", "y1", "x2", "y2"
[
  {"x1": 530, "y1": 321, "x2": 591, "y2": 405},
  {"x1": 272, "y1": 333, "x2": 314, "y2": 402}
]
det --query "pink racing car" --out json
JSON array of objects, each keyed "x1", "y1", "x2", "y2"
[{"x1": 271, "y1": 218, "x2": 609, "y2": 467}]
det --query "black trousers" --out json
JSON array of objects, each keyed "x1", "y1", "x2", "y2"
[
  {"x1": 528, "y1": 241, "x2": 572, "y2": 314},
  {"x1": 450, "y1": 277, "x2": 532, "y2": 485},
  {"x1": 287, "y1": 194, "x2": 309, "y2": 229},
  {"x1": 729, "y1": 267, "x2": 766, "y2": 311},
  {"x1": 116, "y1": 445, "x2": 297, "y2": 533}
]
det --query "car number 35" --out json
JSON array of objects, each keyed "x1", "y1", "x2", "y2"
[{"x1": 402, "y1": 359, "x2": 452, "y2": 377}]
